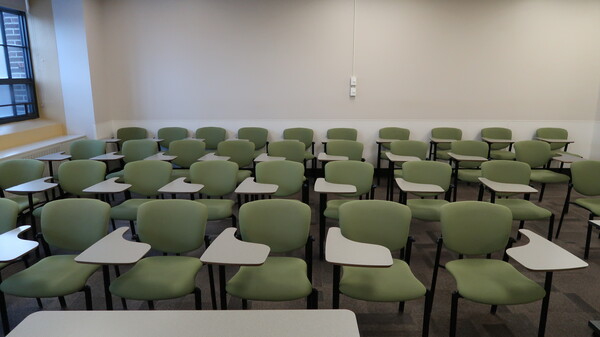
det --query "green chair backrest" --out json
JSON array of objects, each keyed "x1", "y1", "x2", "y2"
[
  {"x1": 283, "y1": 128, "x2": 313, "y2": 150},
  {"x1": 189, "y1": 161, "x2": 238, "y2": 197},
  {"x1": 481, "y1": 160, "x2": 530, "y2": 198},
  {"x1": 536, "y1": 127, "x2": 568, "y2": 151},
  {"x1": 268, "y1": 140, "x2": 306, "y2": 163},
  {"x1": 0, "y1": 159, "x2": 45, "y2": 189},
  {"x1": 239, "y1": 199, "x2": 310, "y2": 253},
  {"x1": 379, "y1": 127, "x2": 410, "y2": 141},
  {"x1": 123, "y1": 161, "x2": 172, "y2": 196},
  {"x1": 138, "y1": 200, "x2": 207, "y2": 254},
  {"x1": 122, "y1": 139, "x2": 158, "y2": 163},
  {"x1": 326, "y1": 140, "x2": 363, "y2": 161},
  {"x1": 481, "y1": 127, "x2": 512, "y2": 151},
  {"x1": 450, "y1": 141, "x2": 489, "y2": 169},
  {"x1": 195, "y1": 127, "x2": 227, "y2": 150},
  {"x1": 168, "y1": 140, "x2": 206, "y2": 168},
  {"x1": 0, "y1": 199, "x2": 18, "y2": 234},
  {"x1": 389, "y1": 140, "x2": 428, "y2": 160},
  {"x1": 41, "y1": 198, "x2": 109, "y2": 251},
  {"x1": 514, "y1": 140, "x2": 552, "y2": 168},
  {"x1": 58, "y1": 160, "x2": 106, "y2": 197},
  {"x1": 325, "y1": 161, "x2": 373, "y2": 198},
  {"x1": 216, "y1": 140, "x2": 255, "y2": 168},
  {"x1": 238, "y1": 127, "x2": 268, "y2": 150},
  {"x1": 441, "y1": 201, "x2": 512, "y2": 256},
  {"x1": 256, "y1": 161, "x2": 304, "y2": 197},
  {"x1": 116, "y1": 127, "x2": 147, "y2": 147},
  {"x1": 571, "y1": 160, "x2": 600, "y2": 196},
  {"x1": 157, "y1": 127, "x2": 188, "y2": 149},
  {"x1": 327, "y1": 128, "x2": 357, "y2": 141},
  {"x1": 69, "y1": 139, "x2": 106, "y2": 160},
  {"x1": 402, "y1": 161, "x2": 451, "y2": 197},
  {"x1": 339, "y1": 200, "x2": 411, "y2": 252},
  {"x1": 431, "y1": 127, "x2": 462, "y2": 151}
]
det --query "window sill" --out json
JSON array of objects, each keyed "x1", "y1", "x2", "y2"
[{"x1": 0, "y1": 119, "x2": 66, "y2": 151}]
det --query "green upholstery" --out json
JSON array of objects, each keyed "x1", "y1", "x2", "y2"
[
  {"x1": 157, "y1": 127, "x2": 188, "y2": 149},
  {"x1": 481, "y1": 127, "x2": 515, "y2": 160},
  {"x1": 326, "y1": 140, "x2": 363, "y2": 161},
  {"x1": 57, "y1": 160, "x2": 106, "y2": 197},
  {"x1": 109, "y1": 200, "x2": 207, "y2": 304},
  {"x1": 535, "y1": 127, "x2": 569, "y2": 153},
  {"x1": 226, "y1": 199, "x2": 313, "y2": 303},
  {"x1": 401, "y1": 161, "x2": 452, "y2": 222},
  {"x1": 217, "y1": 140, "x2": 255, "y2": 169},
  {"x1": 110, "y1": 161, "x2": 172, "y2": 221},
  {"x1": 0, "y1": 199, "x2": 109, "y2": 298},
  {"x1": 0, "y1": 199, "x2": 18, "y2": 235},
  {"x1": 69, "y1": 139, "x2": 105, "y2": 160},
  {"x1": 0, "y1": 159, "x2": 45, "y2": 212},
  {"x1": 323, "y1": 161, "x2": 373, "y2": 220},
  {"x1": 116, "y1": 127, "x2": 147, "y2": 148},
  {"x1": 431, "y1": 127, "x2": 462, "y2": 160},
  {"x1": 327, "y1": 128, "x2": 357, "y2": 141},
  {"x1": 379, "y1": 127, "x2": 410, "y2": 151},
  {"x1": 283, "y1": 127, "x2": 314, "y2": 151},
  {"x1": 445, "y1": 259, "x2": 545, "y2": 305},
  {"x1": 389, "y1": 140, "x2": 428, "y2": 178},
  {"x1": 268, "y1": 140, "x2": 305, "y2": 163},
  {"x1": 238, "y1": 127, "x2": 268, "y2": 154},
  {"x1": 195, "y1": 127, "x2": 226, "y2": 151},
  {"x1": 494, "y1": 199, "x2": 551, "y2": 220},
  {"x1": 121, "y1": 139, "x2": 158, "y2": 163},
  {"x1": 168, "y1": 139, "x2": 206, "y2": 175},
  {"x1": 451, "y1": 141, "x2": 489, "y2": 192},
  {"x1": 256, "y1": 161, "x2": 304, "y2": 197},
  {"x1": 190, "y1": 161, "x2": 237, "y2": 224}
]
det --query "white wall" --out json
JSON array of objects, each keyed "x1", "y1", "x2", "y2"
[{"x1": 52, "y1": 0, "x2": 600, "y2": 158}]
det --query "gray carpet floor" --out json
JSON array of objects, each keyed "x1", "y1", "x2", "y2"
[{"x1": 2, "y1": 174, "x2": 599, "y2": 337}]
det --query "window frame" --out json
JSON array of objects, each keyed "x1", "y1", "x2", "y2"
[{"x1": 0, "y1": 6, "x2": 38, "y2": 125}]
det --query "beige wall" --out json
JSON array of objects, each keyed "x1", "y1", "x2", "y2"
[{"x1": 90, "y1": 0, "x2": 600, "y2": 122}]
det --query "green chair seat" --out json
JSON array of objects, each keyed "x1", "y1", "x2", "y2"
[
  {"x1": 393, "y1": 169, "x2": 403, "y2": 178},
  {"x1": 226, "y1": 256, "x2": 312, "y2": 301},
  {"x1": 323, "y1": 199, "x2": 354, "y2": 219},
  {"x1": 304, "y1": 152, "x2": 315, "y2": 160},
  {"x1": 253, "y1": 149, "x2": 266, "y2": 158},
  {"x1": 109, "y1": 256, "x2": 203, "y2": 301},
  {"x1": 457, "y1": 169, "x2": 482, "y2": 183},
  {"x1": 236, "y1": 170, "x2": 252, "y2": 184},
  {"x1": 490, "y1": 150, "x2": 515, "y2": 160},
  {"x1": 574, "y1": 198, "x2": 600, "y2": 216},
  {"x1": 0, "y1": 255, "x2": 99, "y2": 298},
  {"x1": 111, "y1": 199, "x2": 156, "y2": 221},
  {"x1": 495, "y1": 199, "x2": 552, "y2": 220},
  {"x1": 340, "y1": 259, "x2": 426, "y2": 302},
  {"x1": 407, "y1": 199, "x2": 449, "y2": 221},
  {"x1": 530, "y1": 170, "x2": 570, "y2": 183},
  {"x1": 7, "y1": 195, "x2": 40, "y2": 213},
  {"x1": 171, "y1": 169, "x2": 190, "y2": 180},
  {"x1": 32, "y1": 206, "x2": 43, "y2": 218},
  {"x1": 446, "y1": 259, "x2": 545, "y2": 305},
  {"x1": 195, "y1": 199, "x2": 234, "y2": 220},
  {"x1": 436, "y1": 149, "x2": 451, "y2": 160},
  {"x1": 106, "y1": 170, "x2": 124, "y2": 180}
]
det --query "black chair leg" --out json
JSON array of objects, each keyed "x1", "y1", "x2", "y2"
[
  {"x1": 36, "y1": 298, "x2": 43, "y2": 308},
  {"x1": 556, "y1": 185, "x2": 572, "y2": 239},
  {"x1": 194, "y1": 287, "x2": 202, "y2": 310},
  {"x1": 0, "y1": 290, "x2": 10, "y2": 335},
  {"x1": 450, "y1": 292, "x2": 460, "y2": 337},
  {"x1": 398, "y1": 301, "x2": 405, "y2": 313},
  {"x1": 242, "y1": 299, "x2": 248, "y2": 310},
  {"x1": 516, "y1": 221, "x2": 525, "y2": 240},
  {"x1": 490, "y1": 304, "x2": 498, "y2": 314},
  {"x1": 547, "y1": 214, "x2": 555, "y2": 241},
  {"x1": 422, "y1": 290, "x2": 432, "y2": 337},
  {"x1": 207, "y1": 265, "x2": 217, "y2": 310},
  {"x1": 83, "y1": 286, "x2": 93, "y2": 310},
  {"x1": 148, "y1": 301, "x2": 154, "y2": 310},
  {"x1": 538, "y1": 183, "x2": 546, "y2": 202},
  {"x1": 585, "y1": 214, "x2": 594, "y2": 259},
  {"x1": 58, "y1": 296, "x2": 67, "y2": 310},
  {"x1": 121, "y1": 298, "x2": 128, "y2": 310}
]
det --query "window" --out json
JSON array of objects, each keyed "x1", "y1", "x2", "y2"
[{"x1": 0, "y1": 6, "x2": 37, "y2": 125}]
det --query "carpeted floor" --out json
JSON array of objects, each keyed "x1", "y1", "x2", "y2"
[{"x1": 1, "y1": 173, "x2": 599, "y2": 337}]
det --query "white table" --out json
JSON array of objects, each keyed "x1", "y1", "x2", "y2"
[
  {"x1": 90, "y1": 152, "x2": 124, "y2": 162},
  {"x1": 35, "y1": 152, "x2": 71, "y2": 182},
  {"x1": 0, "y1": 226, "x2": 39, "y2": 262},
  {"x1": 157, "y1": 177, "x2": 203, "y2": 198},
  {"x1": 83, "y1": 177, "x2": 131, "y2": 194},
  {"x1": 507, "y1": 229, "x2": 587, "y2": 337},
  {"x1": 6, "y1": 177, "x2": 58, "y2": 237},
  {"x1": 101, "y1": 138, "x2": 121, "y2": 151},
  {"x1": 384, "y1": 152, "x2": 421, "y2": 201},
  {"x1": 314, "y1": 178, "x2": 357, "y2": 259},
  {"x1": 481, "y1": 137, "x2": 515, "y2": 158},
  {"x1": 448, "y1": 152, "x2": 488, "y2": 201},
  {"x1": 7, "y1": 309, "x2": 360, "y2": 337},
  {"x1": 552, "y1": 154, "x2": 585, "y2": 164},
  {"x1": 143, "y1": 152, "x2": 177, "y2": 162},
  {"x1": 317, "y1": 152, "x2": 348, "y2": 162},
  {"x1": 395, "y1": 177, "x2": 444, "y2": 204},
  {"x1": 200, "y1": 228, "x2": 270, "y2": 309},
  {"x1": 478, "y1": 177, "x2": 537, "y2": 203},
  {"x1": 254, "y1": 153, "x2": 285, "y2": 162},
  {"x1": 325, "y1": 227, "x2": 393, "y2": 309},
  {"x1": 197, "y1": 153, "x2": 230, "y2": 161},
  {"x1": 429, "y1": 137, "x2": 456, "y2": 161},
  {"x1": 235, "y1": 177, "x2": 278, "y2": 202},
  {"x1": 75, "y1": 227, "x2": 151, "y2": 310}
]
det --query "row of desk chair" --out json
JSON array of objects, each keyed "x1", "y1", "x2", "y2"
[{"x1": 0, "y1": 196, "x2": 587, "y2": 337}]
